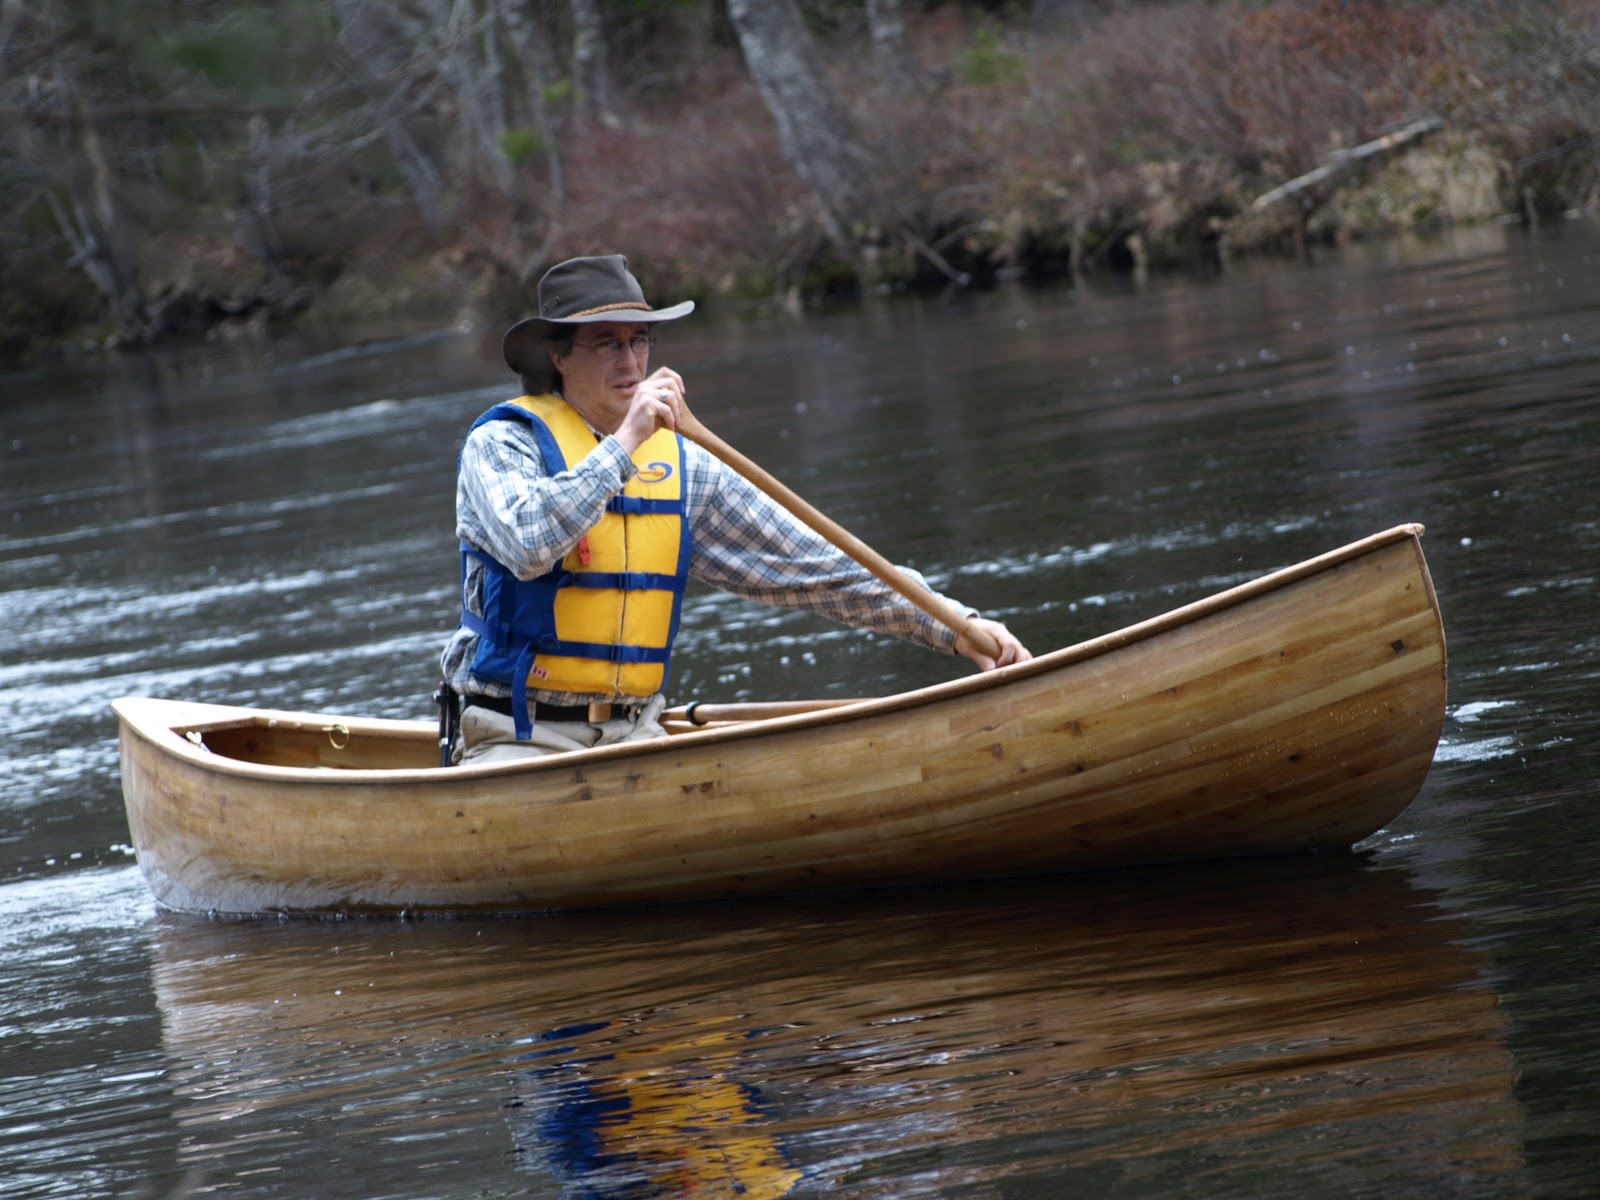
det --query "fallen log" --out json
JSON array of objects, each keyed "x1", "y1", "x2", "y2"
[{"x1": 1251, "y1": 114, "x2": 1445, "y2": 212}]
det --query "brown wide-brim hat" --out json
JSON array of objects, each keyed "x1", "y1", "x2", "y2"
[{"x1": 502, "y1": 254, "x2": 695, "y2": 375}]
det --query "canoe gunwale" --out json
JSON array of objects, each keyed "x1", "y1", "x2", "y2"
[{"x1": 113, "y1": 522, "x2": 1433, "y2": 785}]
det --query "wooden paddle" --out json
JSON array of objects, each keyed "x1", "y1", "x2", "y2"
[
  {"x1": 664, "y1": 698, "x2": 872, "y2": 726},
  {"x1": 675, "y1": 406, "x2": 1003, "y2": 660}
]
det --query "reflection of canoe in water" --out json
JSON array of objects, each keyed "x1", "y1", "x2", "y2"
[
  {"x1": 147, "y1": 859, "x2": 1520, "y2": 1197},
  {"x1": 115, "y1": 524, "x2": 1447, "y2": 915}
]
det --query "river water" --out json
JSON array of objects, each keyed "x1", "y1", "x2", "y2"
[{"x1": 3, "y1": 222, "x2": 1597, "y2": 1198}]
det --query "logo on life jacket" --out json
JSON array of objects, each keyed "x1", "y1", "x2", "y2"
[{"x1": 637, "y1": 461, "x2": 674, "y2": 485}]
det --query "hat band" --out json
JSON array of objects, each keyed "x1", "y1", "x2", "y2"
[{"x1": 558, "y1": 300, "x2": 653, "y2": 318}]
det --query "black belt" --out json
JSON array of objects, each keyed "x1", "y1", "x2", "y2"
[{"x1": 463, "y1": 694, "x2": 595, "y2": 722}]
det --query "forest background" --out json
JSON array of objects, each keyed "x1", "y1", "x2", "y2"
[{"x1": 4, "y1": 0, "x2": 1600, "y2": 366}]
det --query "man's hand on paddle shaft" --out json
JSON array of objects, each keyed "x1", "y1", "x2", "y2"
[
  {"x1": 956, "y1": 618, "x2": 1032, "y2": 671},
  {"x1": 615, "y1": 367, "x2": 686, "y2": 454}
]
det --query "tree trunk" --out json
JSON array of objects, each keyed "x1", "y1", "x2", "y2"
[
  {"x1": 570, "y1": 0, "x2": 619, "y2": 128},
  {"x1": 498, "y1": 0, "x2": 566, "y2": 285},
  {"x1": 1033, "y1": 0, "x2": 1101, "y2": 35},
  {"x1": 55, "y1": 70, "x2": 150, "y2": 341},
  {"x1": 725, "y1": 0, "x2": 874, "y2": 272},
  {"x1": 238, "y1": 114, "x2": 285, "y2": 269},
  {"x1": 864, "y1": 0, "x2": 921, "y2": 99}
]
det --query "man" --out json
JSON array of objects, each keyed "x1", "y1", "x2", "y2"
[{"x1": 441, "y1": 255, "x2": 1030, "y2": 763}]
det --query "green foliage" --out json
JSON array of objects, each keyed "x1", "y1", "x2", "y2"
[
  {"x1": 21, "y1": 193, "x2": 59, "y2": 239},
  {"x1": 158, "y1": 135, "x2": 212, "y2": 206},
  {"x1": 958, "y1": 25, "x2": 1024, "y2": 88},
  {"x1": 61, "y1": 0, "x2": 172, "y2": 49},
  {"x1": 500, "y1": 128, "x2": 544, "y2": 167},
  {"x1": 150, "y1": 9, "x2": 305, "y2": 98},
  {"x1": 71, "y1": 2, "x2": 335, "y2": 103},
  {"x1": 543, "y1": 79, "x2": 574, "y2": 108}
]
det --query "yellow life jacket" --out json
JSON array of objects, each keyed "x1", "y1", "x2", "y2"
[{"x1": 460, "y1": 394, "x2": 688, "y2": 736}]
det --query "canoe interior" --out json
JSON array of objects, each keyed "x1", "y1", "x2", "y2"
[
  {"x1": 191, "y1": 717, "x2": 440, "y2": 771},
  {"x1": 175, "y1": 707, "x2": 805, "y2": 770}
]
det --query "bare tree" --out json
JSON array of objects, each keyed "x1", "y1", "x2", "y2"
[
  {"x1": 328, "y1": 0, "x2": 566, "y2": 210},
  {"x1": 310, "y1": 3, "x2": 446, "y2": 236},
  {"x1": 725, "y1": 0, "x2": 876, "y2": 271},
  {"x1": 499, "y1": 0, "x2": 567, "y2": 283},
  {"x1": 385, "y1": 0, "x2": 513, "y2": 196},
  {"x1": 0, "y1": 3, "x2": 155, "y2": 344}
]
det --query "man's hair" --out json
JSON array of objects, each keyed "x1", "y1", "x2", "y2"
[{"x1": 518, "y1": 324, "x2": 576, "y2": 395}]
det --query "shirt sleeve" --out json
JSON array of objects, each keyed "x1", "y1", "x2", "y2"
[{"x1": 683, "y1": 442, "x2": 968, "y2": 654}]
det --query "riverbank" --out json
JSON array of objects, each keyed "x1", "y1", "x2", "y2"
[{"x1": 3, "y1": 1, "x2": 1593, "y2": 366}]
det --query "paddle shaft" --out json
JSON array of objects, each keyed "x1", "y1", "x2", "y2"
[
  {"x1": 675, "y1": 409, "x2": 1002, "y2": 660},
  {"x1": 665, "y1": 698, "x2": 871, "y2": 726}
]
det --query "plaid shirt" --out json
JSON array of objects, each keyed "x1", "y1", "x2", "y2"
[{"x1": 441, "y1": 410, "x2": 967, "y2": 704}]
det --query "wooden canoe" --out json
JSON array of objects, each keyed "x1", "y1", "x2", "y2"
[{"x1": 113, "y1": 523, "x2": 1447, "y2": 916}]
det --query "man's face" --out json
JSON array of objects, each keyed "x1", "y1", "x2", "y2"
[{"x1": 550, "y1": 321, "x2": 654, "y2": 433}]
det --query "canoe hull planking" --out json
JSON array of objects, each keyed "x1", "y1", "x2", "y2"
[{"x1": 114, "y1": 526, "x2": 1446, "y2": 914}]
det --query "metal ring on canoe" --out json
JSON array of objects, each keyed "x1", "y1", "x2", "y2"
[{"x1": 322, "y1": 723, "x2": 350, "y2": 750}]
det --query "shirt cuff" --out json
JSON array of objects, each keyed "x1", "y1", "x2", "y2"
[{"x1": 596, "y1": 436, "x2": 637, "y2": 482}]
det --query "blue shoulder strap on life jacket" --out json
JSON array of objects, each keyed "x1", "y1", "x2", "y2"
[
  {"x1": 458, "y1": 405, "x2": 564, "y2": 736},
  {"x1": 467, "y1": 401, "x2": 566, "y2": 468}
]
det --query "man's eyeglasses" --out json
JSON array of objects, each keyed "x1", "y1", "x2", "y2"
[{"x1": 572, "y1": 335, "x2": 655, "y2": 361}]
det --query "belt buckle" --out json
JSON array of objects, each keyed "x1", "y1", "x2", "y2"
[{"x1": 586, "y1": 701, "x2": 613, "y2": 723}]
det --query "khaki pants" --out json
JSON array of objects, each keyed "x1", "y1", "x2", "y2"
[{"x1": 453, "y1": 695, "x2": 669, "y2": 764}]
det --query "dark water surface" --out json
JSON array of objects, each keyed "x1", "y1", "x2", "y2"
[{"x1": 3, "y1": 223, "x2": 1597, "y2": 1197}]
